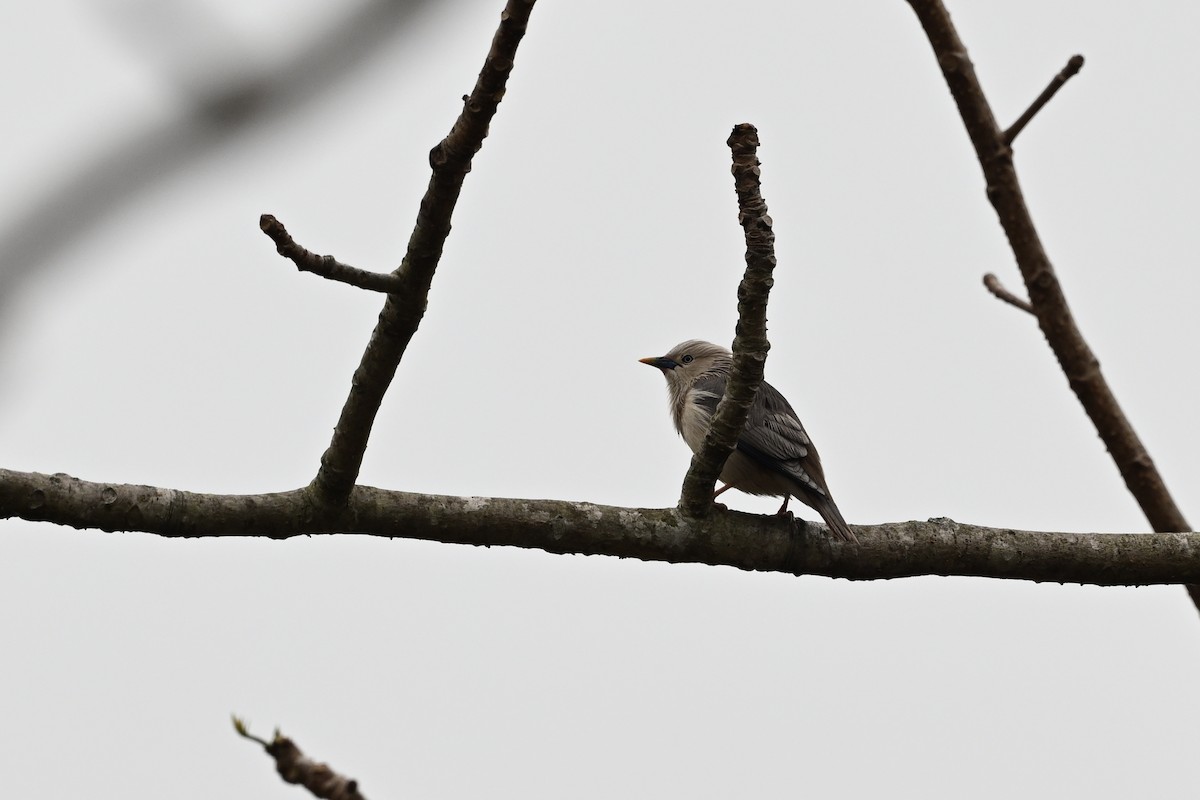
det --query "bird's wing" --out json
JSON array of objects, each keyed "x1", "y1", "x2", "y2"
[
  {"x1": 688, "y1": 374, "x2": 829, "y2": 495},
  {"x1": 737, "y1": 381, "x2": 831, "y2": 496}
]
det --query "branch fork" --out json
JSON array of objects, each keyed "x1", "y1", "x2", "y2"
[{"x1": 906, "y1": 0, "x2": 1196, "y2": 610}]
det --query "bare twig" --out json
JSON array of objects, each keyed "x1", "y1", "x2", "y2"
[
  {"x1": 5, "y1": 469, "x2": 1200, "y2": 585},
  {"x1": 259, "y1": 215, "x2": 404, "y2": 293},
  {"x1": 312, "y1": 0, "x2": 538, "y2": 504},
  {"x1": 905, "y1": 1, "x2": 1198, "y2": 612},
  {"x1": 231, "y1": 716, "x2": 272, "y2": 747},
  {"x1": 678, "y1": 124, "x2": 778, "y2": 517},
  {"x1": 982, "y1": 272, "x2": 1034, "y2": 314},
  {"x1": 1003, "y1": 55, "x2": 1085, "y2": 145},
  {"x1": 233, "y1": 717, "x2": 367, "y2": 800}
]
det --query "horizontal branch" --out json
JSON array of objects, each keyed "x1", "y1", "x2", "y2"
[
  {"x1": 3, "y1": 469, "x2": 1198, "y2": 585},
  {"x1": 259, "y1": 214, "x2": 403, "y2": 293}
]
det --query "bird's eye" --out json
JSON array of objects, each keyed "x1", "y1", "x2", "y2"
[{"x1": 681, "y1": 354, "x2": 694, "y2": 364}]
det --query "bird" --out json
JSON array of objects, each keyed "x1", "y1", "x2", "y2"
[{"x1": 640, "y1": 339, "x2": 857, "y2": 543}]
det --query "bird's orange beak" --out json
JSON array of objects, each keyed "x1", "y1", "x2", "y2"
[{"x1": 639, "y1": 356, "x2": 676, "y2": 371}]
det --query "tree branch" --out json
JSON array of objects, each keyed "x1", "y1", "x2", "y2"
[
  {"x1": 678, "y1": 123, "x2": 777, "y2": 517},
  {"x1": 6, "y1": 469, "x2": 1200, "y2": 585},
  {"x1": 905, "y1": 0, "x2": 1198, "y2": 611},
  {"x1": 982, "y1": 272, "x2": 1034, "y2": 314},
  {"x1": 312, "y1": 0, "x2": 537, "y2": 505},
  {"x1": 233, "y1": 717, "x2": 367, "y2": 800},
  {"x1": 1003, "y1": 55, "x2": 1085, "y2": 145},
  {"x1": 259, "y1": 214, "x2": 404, "y2": 293}
]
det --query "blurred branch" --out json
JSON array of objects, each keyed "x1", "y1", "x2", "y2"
[
  {"x1": 5, "y1": 468, "x2": 1200, "y2": 585},
  {"x1": 905, "y1": 0, "x2": 1199, "y2": 612},
  {"x1": 679, "y1": 123, "x2": 776, "y2": 517},
  {"x1": 312, "y1": 0, "x2": 537, "y2": 504},
  {"x1": 233, "y1": 717, "x2": 367, "y2": 800},
  {"x1": 260, "y1": 214, "x2": 404, "y2": 293},
  {"x1": 97, "y1": 0, "x2": 270, "y2": 108},
  {"x1": 0, "y1": 0, "x2": 433, "y2": 340}
]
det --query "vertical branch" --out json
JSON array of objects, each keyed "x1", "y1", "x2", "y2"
[
  {"x1": 904, "y1": 0, "x2": 1197, "y2": 609},
  {"x1": 311, "y1": 0, "x2": 537, "y2": 504},
  {"x1": 678, "y1": 123, "x2": 778, "y2": 517}
]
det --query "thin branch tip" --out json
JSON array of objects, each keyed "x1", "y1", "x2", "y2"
[
  {"x1": 983, "y1": 272, "x2": 1035, "y2": 314},
  {"x1": 232, "y1": 715, "x2": 271, "y2": 748},
  {"x1": 257, "y1": 213, "x2": 403, "y2": 294},
  {"x1": 1003, "y1": 53, "x2": 1087, "y2": 145}
]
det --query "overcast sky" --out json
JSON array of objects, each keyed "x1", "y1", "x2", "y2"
[{"x1": 3, "y1": 1, "x2": 1200, "y2": 797}]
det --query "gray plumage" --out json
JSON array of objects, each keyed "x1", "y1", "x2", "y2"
[{"x1": 640, "y1": 340, "x2": 857, "y2": 543}]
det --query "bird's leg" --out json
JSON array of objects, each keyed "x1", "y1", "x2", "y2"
[
  {"x1": 775, "y1": 496, "x2": 791, "y2": 516},
  {"x1": 709, "y1": 483, "x2": 733, "y2": 511}
]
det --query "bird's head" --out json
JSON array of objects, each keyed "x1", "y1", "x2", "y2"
[{"x1": 639, "y1": 340, "x2": 732, "y2": 388}]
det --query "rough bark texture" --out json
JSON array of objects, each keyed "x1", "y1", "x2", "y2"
[
  {"x1": 5, "y1": 469, "x2": 1200, "y2": 585},
  {"x1": 679, "y1": 124, "x2": 777, "y2": 517}
]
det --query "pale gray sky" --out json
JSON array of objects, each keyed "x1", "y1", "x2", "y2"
[{"x1": 3, "y1": 1, "x2": 1200, "y2": 797}]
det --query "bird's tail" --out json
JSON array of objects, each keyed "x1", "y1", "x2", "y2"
[{"x1": 814, "y1": 496, "x2": 858, "y2": 544}]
